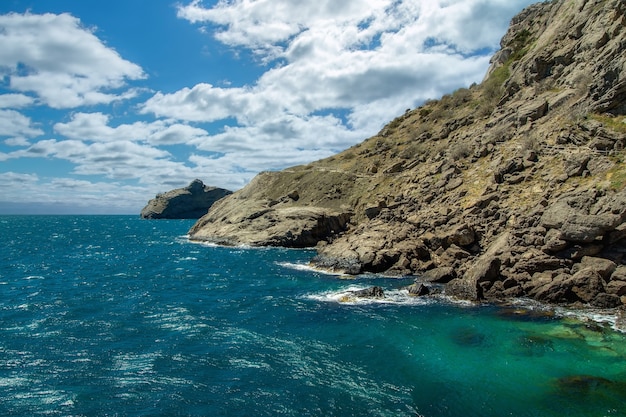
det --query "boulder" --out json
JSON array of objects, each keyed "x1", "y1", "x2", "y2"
[
  {"x1": 421, "y1": 267, "x2": 456, "y2": 283},
  {"x1": 559, "y1": 213, "x2": 622, "y2": 243},
  {"x1": 350, "y1": 286, "x2": 385, "y2": 298},
  {"x1": 406, "y1": 283, "x2": 431, "y2": 296},
  {"x1": 446, "y1": 232, "x2": 509, "y2": 300}
]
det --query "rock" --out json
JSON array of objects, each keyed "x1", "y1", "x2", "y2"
[
  {"x1": 568, "y1": 269, "x2": 605, "y2": 304},
  {"x1": 542, "y1": 229, "x2": 569, "y2": 253},
  {"x1": 191, "y1": 205, "x2": 352, "y2": 248},
  {"x1": 350, "y1": 286, "x2": 385, "y2": 298},
  {"x1": 421, "y1": 267, "x2": 456, "y2": 283},
  {"x1": 605, "y1": 279, "x2": 626, "y2": 297},
  {"x1": 446, "y1": 223, "x2": 476, "y2": 247},
  {"x1": 446, "y1": 232, "x2": 509, "y2": 300},
  {"x1": 591, "y1": 293, "x2": 622, "y2": 308},
  {"x1": 517, "y1": 100, "x2": 549, "y2": 125},
  {"x1": 555, "y1": 375, "x2": 614, "y2": 394},
  {"x1": 577, "y1": 256, "x2": 617, "y2": 280},
  {"x1": 560, "y1": 213, "x2": 621, "y2": 243},
  {"x1": 563, "y1": 153, "x2": 591, "y2": 177},
  {"x1": 532, "y1": 273, "x2": 578, "y2": 304},
  {"x1": 406, "y1": 283, "x2": 430, "y2": 296},
  {"x1": 141, "y1": 179, "x2": 232, "y2": 219}
]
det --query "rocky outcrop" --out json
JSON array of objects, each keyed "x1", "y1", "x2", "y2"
[
  {"x1": 141, "y1": 179, "x2": 231, "y2": 219},
  {"x1": 188, "y1": 172, "x2": 353, "y2": 247},
  {"x1": 189, "y1": 0, "x2": 626, "y2": 308}
]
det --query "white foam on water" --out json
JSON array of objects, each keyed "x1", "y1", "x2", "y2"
[
  {"x1": 277, "y1": 261, "x2": 356, "y2": 278},
  {"x1": 229, "y1": 358, "x2": 271, "y2": 370},
  {"x1": 497, "y1": 297, "x2": 624, "y2": 332},
  {"x1": 11, "y1": 389, "x2": 75, "y2": 409},
  {"x1": 304, "y1": 286, "x2": 435, "y2": 306},
  {"x1": 0, "y1": 376, "x2": 28, "y2": 387},
  {"x1": 555, "y1": 306, "x2": 620, "y2": 330},
  {"x1": 145, "y1": 306, "x2": 210, "y2": 335},
  {"x1": 177, "y1": 256, "x2": 198, "y2": 261}
]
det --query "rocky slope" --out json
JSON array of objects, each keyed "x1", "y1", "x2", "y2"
[
  {"x1": 141, "y1": 179, "x2": 231, "y2": 219},
  {"x1": 189, "y1": 0, "x2": 626, "y2": 308}
]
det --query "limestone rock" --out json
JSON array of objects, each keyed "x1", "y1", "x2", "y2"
[{"x1": 141, "y1": 180, "x2": 231, "y2": 219}]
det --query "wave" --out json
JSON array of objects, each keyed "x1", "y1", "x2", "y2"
[
  {"x1": 304, "y1": 285, "x2": 437, "y2": 306},
  {"x1": 277, "y1": 261, "x2": 354, "y2": 277}
]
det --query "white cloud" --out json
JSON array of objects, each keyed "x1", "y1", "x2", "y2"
[
  {"x1": 0, "y1": 93, "x2": 35, "y2": 108},
  {"x1": 53, "y1": 112, "x2": 212, "y2": 145},
  {"x1": 0, "y1": 171, "x2": 38, "y2": 185},
  {"x1": 0, "y1": 109, "x2": 43, "y2": 141},
  {"x1": 1, "y1": 1, "x2": 539, "y2": 213},
  {"x1": 152, "y1": 0, "x2": 536, "y2": 139},
  {"x1": 143, "y1": 0, "x2": 539, "y2": 196},
  {"x1": 0, "y1": 12, "x2": 145, "y2": 108}
]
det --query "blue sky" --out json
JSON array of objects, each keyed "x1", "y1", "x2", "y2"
[{"x1": 0, "y1": 0, "x2": 537, "y2": 214}]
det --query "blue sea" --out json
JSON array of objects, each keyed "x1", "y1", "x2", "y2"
[{"x1": 1, "y1": 215, "x2": 626, "y2": 416}]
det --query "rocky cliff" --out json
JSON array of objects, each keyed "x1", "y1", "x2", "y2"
[
  {"x1": 189, "y1": 0, "x2": 626, "y2": 308},
  {"x1": 141, "y1": 179, "x2": 231, "y2": 219}
]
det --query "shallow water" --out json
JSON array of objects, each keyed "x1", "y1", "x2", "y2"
[{"x1": 1, "y1": 215, "x2": 625, "y2": 416}]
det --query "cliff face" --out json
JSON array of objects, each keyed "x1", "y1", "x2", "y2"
[
  {"x1": 141, "y1": 179, "x2": 232, "y2": 219},
  {"x1": 189, "y1": 0, "x2": 626, "y2": 307}
]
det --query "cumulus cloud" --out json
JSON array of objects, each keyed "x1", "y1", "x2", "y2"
[
  {"x1": 150, "y1": 0, "x2": 535, "y2": 140},
  {"x1": 1, "y1": 2, "x2": 538, "y2": 213},
  {"x1": 1, "y1": 138, "x2": 180, "y2": 180},
  {"x1": 53, "y1": 112, "x2": 212, "y2": 145},
  {"x1": 0, "y1": 109, "x2": 43, "y2": 142},
  {"x1": 0, "y1": 12, "x2": 145, "y2": 108},
  {"x1": 0, "y1": 93, "x2": 35, "y2": 108}
]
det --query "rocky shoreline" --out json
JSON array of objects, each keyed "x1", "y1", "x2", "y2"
[{"x1": 188, "y1": 0, "x2": 626, "y2": 312}]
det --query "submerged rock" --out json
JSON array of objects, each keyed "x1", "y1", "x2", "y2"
[
  {"x1": 555, "y1": 375, "x2": 614, "y2": 394},
  {"x1": 450, "y1": 327, "x2": 487, "y2": 348}
]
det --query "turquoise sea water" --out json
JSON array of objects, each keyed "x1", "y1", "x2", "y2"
[{"x1": 1, "y1": 215, "x2": 625, "y2": 416}]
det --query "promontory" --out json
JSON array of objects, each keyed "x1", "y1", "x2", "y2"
[
  {"x1": 189, "y1": 0, "x2": 626, "y2": 308},
  {"x1": 141, "y1": 179, "x2": 231, "y2": 219}
]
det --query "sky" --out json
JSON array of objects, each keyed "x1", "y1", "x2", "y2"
[{"x1": 0, "y1": 0, "x2": 538, "y2": 214}]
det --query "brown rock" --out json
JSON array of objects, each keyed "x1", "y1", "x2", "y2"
[
  {"x1": 406, "y1": 283, "x2": 430, "y2": 296},
  {"x1": 421, "y1": 267, "x2": 457, "y2": 283}
]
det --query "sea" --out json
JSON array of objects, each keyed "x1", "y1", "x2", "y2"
[{"x1": 1, "y1": 215, "x2": 625, "y2": 417}]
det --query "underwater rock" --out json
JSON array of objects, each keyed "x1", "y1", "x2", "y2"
[
  {"x1": 515, "y1": 334, "x2": 555, "y2": 357},
  {"x1": 450, "y1": 327, "x2": 487, "y2": 348},
  {"x1": 555, "y1": 375, "x2": 613, "y2": 394},
  {"x1": 496, "y1": 307, "x2": 556, "y2": 322}
]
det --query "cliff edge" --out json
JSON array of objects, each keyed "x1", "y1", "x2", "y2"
[
  {"x1": 141, "y1": 179, "x2": 232, "y2": 219},
  {"x1": 189, "y1": 0, "x2": 626, "y2": 307}
]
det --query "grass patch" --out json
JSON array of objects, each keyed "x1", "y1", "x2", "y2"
[
  {"x1": 590, "y1": 114, "x2": 626, "y2": 134},
  {"x1": 606, "y1": 154, "x2": 626, "y2": 190}
]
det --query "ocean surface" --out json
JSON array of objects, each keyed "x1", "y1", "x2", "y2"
[{"x1": 1, "y1": 215, "x2": 625, "y2": 416}]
